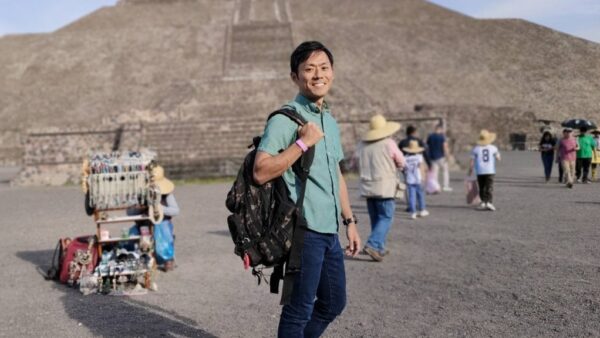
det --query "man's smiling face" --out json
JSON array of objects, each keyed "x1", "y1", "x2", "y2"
[{"x1": 291, "y1": 51, "x2": 334, "y2": 106}]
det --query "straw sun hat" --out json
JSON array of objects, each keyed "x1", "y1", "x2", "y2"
[
  {"x1": 362, "y1": 114, "x2": 401, "y2": 142},
  {"x1": 152, "y1": 165, "x2": 175, "y2": 195},
  {"x1": 402, "y1": 139, "x2": 425, "y2": 154},
  {"x1": 476, "y1": 129, "x2": 497, "y2": 146}
]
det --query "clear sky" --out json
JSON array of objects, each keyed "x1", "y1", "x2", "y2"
[
  {"x1": 0, "y1": 0, "x2": 598, "y2": 44},
  {"x1": 428, "y1": 0, "x2": 600, "y2": 43},
  {"x1": 0, "y1": 0, "x2": 118, "y2": 36}
]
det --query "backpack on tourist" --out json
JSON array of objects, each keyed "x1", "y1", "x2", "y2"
[{"x1": 225, "y1": 108, "x2": 314, "y2": 304}]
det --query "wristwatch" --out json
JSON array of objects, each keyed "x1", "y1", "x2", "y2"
[{"x1": 342, "y1": 214, "x2": 357, "y2": 226}]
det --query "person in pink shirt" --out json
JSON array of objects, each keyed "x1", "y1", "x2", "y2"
[
  {"x1": 558, "y1": 128, "x2": 579, "y2": 188},
  {"x1": 356, "y1": 114, "x2": 405, "y2": 261}
]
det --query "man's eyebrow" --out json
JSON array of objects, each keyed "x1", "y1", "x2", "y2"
[{"x1": 305, "y1": 62, "x2": 330, "y2": 67}]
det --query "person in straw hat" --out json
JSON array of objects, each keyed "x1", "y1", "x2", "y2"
[
  {"x1": 402, "y1": 139, "x2": 430, "y2": 220},
  {"x1": 128, "y1": 165, "x2": 179, "y2": 271},
  {"x1": 356, "y1": 114, "x2": 405, "y2": 262},
  {"x1": 468, "y1": 130, "x2": 501, "y2": 211}
]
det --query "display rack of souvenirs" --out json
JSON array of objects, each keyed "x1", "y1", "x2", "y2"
[{"x1": 74, "y1": 150, "x2": 164, "y2": 295}]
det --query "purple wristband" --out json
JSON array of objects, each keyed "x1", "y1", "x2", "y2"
[{"x1": 295, "y1": 139, "x2": 308, "y2": 153}]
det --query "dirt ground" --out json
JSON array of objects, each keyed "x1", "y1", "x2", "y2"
[{"x1": 1, "y1": 152, "x2": 599, "y2": 337}]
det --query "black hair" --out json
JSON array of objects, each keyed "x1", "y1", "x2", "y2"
[
  {"x1": 406, "y1": 125, "x2": 417, "y2": 135},
  {"x1": 290, "y1": 41, "x2": 334, "y2": 75},
  {"x1": 580, "y1": 127, "x2": 588, "y2": 133}
]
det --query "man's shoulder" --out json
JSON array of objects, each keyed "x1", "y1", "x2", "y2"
[
  {"x1": 266, "y1": 113, "x2": 299, "y2": 129},
  {"x1": 267, "y1": 105, "x2": 303, "y2": 126}
]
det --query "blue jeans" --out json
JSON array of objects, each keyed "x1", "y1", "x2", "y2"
[
  {"x1": 278, "y1": 230, "x2": 346, "y2": 338},
  {"x1": 407, "y1": 184, "x2": 426, "y2": 213},
  {"x1": 541, "y1": 152, "x2": 554, "y2": 179},
  {"x1": 365, "y1": 198, "x2": 395, "y2": 253}
]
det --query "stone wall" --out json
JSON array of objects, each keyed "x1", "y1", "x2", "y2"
[
  {"x1": 142, "y1": 116, "x2": 266, "y2": 178},
  {"x1": 0, "y1": 129, "x2": 23, "y2": 166},
  {"x1": 10, "y1": 104, "x2": 544, "y2": 185},
  {"x1": 13, "y1": 124, "x2": 142, "y2": 186},
  {"x1": 336, "y1": 104, "x2": 540, "y2": 170}
]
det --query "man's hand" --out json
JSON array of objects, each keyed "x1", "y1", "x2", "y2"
[
  {"x1": 345, "y1": 223, "x2": 361, "y2": 257},
  {"x1": 299, "y1": 122, "x2": 324, "y2": 147}
]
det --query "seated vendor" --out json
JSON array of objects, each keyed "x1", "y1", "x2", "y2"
[{"x1": 128, "y1": 165, "x2": 179, "y2": 272}]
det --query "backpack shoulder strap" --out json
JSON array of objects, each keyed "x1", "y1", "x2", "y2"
[
  {"x1": 267, "y1": 108, "x2": 307, "y2": 126},
  {"x1": 265, "y1": 108, "x2": 317, "y2": 305},
  {"x1": 266, "y1": 107, "x2": 314, "y2": 207}
]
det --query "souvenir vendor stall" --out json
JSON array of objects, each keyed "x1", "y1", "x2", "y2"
[{"x1": 77, "y1": 150, "x2": 165, "y2": 296}]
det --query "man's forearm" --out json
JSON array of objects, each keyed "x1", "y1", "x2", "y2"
[{"x1": 338, "y1": 170, "x2": 353, "y2": 220}]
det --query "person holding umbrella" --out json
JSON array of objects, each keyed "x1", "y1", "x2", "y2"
[{"x1": 575, "y1": 127, "x2": 596, "y2": 183}]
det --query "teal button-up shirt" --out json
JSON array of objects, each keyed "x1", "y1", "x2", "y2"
[{"x1": 258, "y1": 94, "x2": 344, "y2": 234}]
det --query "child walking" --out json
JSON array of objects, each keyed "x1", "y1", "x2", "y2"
[
  {"x1": 469, "y1": 130, "x2": 501, "y2": 211},
  {"x1": 402, "y1": 140, "x2": 429, "y2": 219}
]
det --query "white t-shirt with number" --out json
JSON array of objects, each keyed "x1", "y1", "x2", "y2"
[
  {"x1": 472, "y1": 145, "x2": 499, "y2": 175},
  {"x1": 404, "y1": 154, "x2": 423, "y2": 185}
]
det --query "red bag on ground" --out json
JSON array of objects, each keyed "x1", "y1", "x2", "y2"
[
  {"x1": 59, "y1": 236, "x2": 98, "y2": 285},
  {"x1": 465, "y1": 176, "x2": 481, "y2": 205}
]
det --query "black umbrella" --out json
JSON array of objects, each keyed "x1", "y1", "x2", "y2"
[{"x1": 561, "y1": 118, "x2": 597, "y2": 130}]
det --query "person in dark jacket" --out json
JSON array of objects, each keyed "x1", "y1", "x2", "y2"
[{"x1": 539, "y1": 131, "x2": 557, "y2": 182}]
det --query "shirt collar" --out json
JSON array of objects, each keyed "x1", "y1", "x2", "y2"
[{"x1": 294, "y1": 94, "x2": 330, "y2": 115}]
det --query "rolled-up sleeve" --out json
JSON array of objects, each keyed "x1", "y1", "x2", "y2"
[{"x1": 257, "y1": 115, "x2": 296, "y2": 156}]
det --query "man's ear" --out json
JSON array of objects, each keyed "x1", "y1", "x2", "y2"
[{"x1": 290, "y1": 72, "x2": 298, "y2": 82}]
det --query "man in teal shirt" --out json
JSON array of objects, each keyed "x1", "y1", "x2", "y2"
[
  {"x1": 253, "y1": 41, "x2": 361, "y2": 338},
  {"x1": 576, "y1": 126, "x2": 596, "y2": 183}
]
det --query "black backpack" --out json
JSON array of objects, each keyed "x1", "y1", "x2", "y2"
[{"x1": 226, "y1": 108, "x2": 314, "y2": 304}]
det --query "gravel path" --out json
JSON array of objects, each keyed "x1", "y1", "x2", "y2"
[{"x1": 1, "y1": 152, "x2": 599, "y2": 337}]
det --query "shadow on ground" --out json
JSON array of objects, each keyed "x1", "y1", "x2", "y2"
[
  {"x1": 206, "y1": 230, "x2": 232, "y2": 238},
  {"x1": 16, "y1": 249, "x2": 217, "y2": 338}
]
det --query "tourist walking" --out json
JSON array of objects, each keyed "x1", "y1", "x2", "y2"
[
  {"x1": 539, "y1": 131, "x2": 557, "y2": 182},
  {"x1": 558, "y1": 128, "x2": 577, "y2": 188},
  {"x1": 556, "y1": 149, "x2": 564, "y2": 183},
  {"x1": 252, "y1": 41, "x2": 361, "y2": 338},
  {"x1": 469, "y1": 130, "x2": 501, "y2": 211},
  {"x1": 575, "y1": 127, "x2": 595, "y2": 183},
  {"x1": 427, "y1": 124, "x2": 452, "y2": 191},
  {"x1": 357, "y1": 114, "x2": 404, "y2": 262},
  {"x1": 591, "y1": 130, "x2": 600, "y2": 181},
  {"x1": 403, "y1": 140, "x2": 429, "y2": 219}
]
